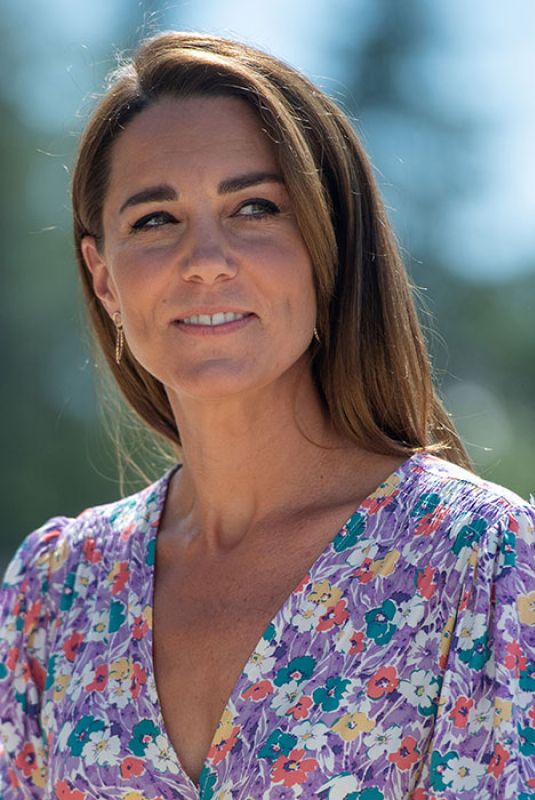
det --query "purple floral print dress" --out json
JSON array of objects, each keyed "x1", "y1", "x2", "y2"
[{"x1": 1, "y1": 451, "x2": 535, "y2": 800}]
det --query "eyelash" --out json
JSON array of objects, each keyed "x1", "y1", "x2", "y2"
[{"x1": 129, "y1": 198, "x2": 280, "y2": 232}]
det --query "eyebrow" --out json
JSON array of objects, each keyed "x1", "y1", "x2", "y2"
[{"x1": 118, "y1": 171, "x2": 283, "y2": 214}]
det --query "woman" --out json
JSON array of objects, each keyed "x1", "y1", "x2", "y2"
[{"x1": 1, "y1": 32, "x2": 533, "y2": 800}]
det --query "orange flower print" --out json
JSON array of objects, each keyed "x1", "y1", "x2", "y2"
[
  {"x1": 7, "y1": 645, "x2": 19, "y2": 672},
  {"x1": 14, "y1": 743, "x2": 37, "y2": 778},
  {"x1": 410, "y1": 790, "x2": 429, "y2": 799},
  {"x1": 414, "y1": 506, "x2": 448, "y2": 536},
  {"x1": 416, "y1": 566, "x2": 437, "y2": 600},
  {"x1": 206, "y1": 726, "x2": 240, "y2": 766},
  {"x1": 23, "y1": 599, "x2": 43, "y2": 635},
  {"x1": 353, "y1": 558, "x2": 375, "y2": 584},
  {"x1": 487, "y1": 743, "x2": 510, "y2": 778},
  {"x1": 109, "y1": 562, "x2": 129, "y2": 595},
  {"x1": 271, "y1": 747, "x2": 318, "y2": 786},
  {"x1": 242, "y1": 680, "x2": 274, "y2": 702},
  {"x1": 349, "y1": 630, "x2": 366, "y2": 655},
  {"x1": 389, "y1": 735, "x2": 420, "y2": 770},
  {"x1": 55, "y1": 779, "x2": 86, "y2": 800},
  {"x1": 529, "y1": 706, "x2": 535, "y2": 727},
  {"x1": 449, "y1": 696, "x2": 474, "y2": 728},
  {"x1": 504, "y1": 641, "x2": 527, "y2": 676},
  {"x1": 287, "y1": 695, "x2": 313, "y2": 721},
  {"x1": 294, "y1": 573, "x2": 310, "y2": 593},
  {"x1": 132, "y1": 614, "x2": 149, "y2": 641},
  {"x1": 367, "y1": 665, "x2": 399, "y2": 699},
  {"x1": 28, "y1": 656, "x2": 46, "y2": 693},
  {"x1": 317, "y1": 599, "x2": 349, "y2": 632},
  {"x1": 83, "y1": 537, "x2": 102, "y2": 564},
  {"x1": 86, "y1": 664, "x2": 108, "y2": 693},
  {"x1": 120, "y1": 756, "x2": 146, "y2": 779},
  {"x1": 63, "y1": 632, "x2": 84, "y2": 662},
  {"x1": 131, "y1": 662, "x2": 148, "y2": 699}
]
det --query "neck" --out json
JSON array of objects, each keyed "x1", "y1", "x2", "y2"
[{"x1": 164, "y1": 365, "x2": 361, "y2": 553}]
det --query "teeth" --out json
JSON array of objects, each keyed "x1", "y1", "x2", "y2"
[{"x1": 181, "y1": 312, "x2": 247, "y2": 326}]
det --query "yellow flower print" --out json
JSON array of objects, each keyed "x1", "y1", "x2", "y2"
[
  {"x1": 440, "y1": 615, "x2": 455, "y2": 660},
  {"x1": 371, "y1": 549, "x2": 400, "y2": 578},
  {"x1": 212, "y1": 708, "x2": 235, "y2": 746},
  {"x1": 122, "y1": 792, "x2": 152, "y2": 800},
  {"x1": 308, "y1": 580, "x2": 343, "y2": 608},
  {"x1": 143, "y1": 605, "x2": 153, "y2": 629},
  {"x1": 31, "y1": 760, "x2": 47, "y2": 790},
  {"x1": 517, "y1": 592, "x2": 535, "y2": 625},
  {"x1": 332, "y1": 712, "x2": 374, "y2": 741},
  {"x1": 494, "y1": 698, "x2": 512, "y2": 727},
  {"x1": 53, "y1": 674, "x2": 71, "y2": 703},
  {"x1": 110, "y1": 658, "x2": 130, "y2": 681},
  {"x1": 49, "y1": 539, "x2": 69, "y2": 572}
]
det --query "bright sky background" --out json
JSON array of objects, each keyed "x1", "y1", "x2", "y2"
[{"x1": 6, "y1": 0, "x2": 535, "y2": 280}]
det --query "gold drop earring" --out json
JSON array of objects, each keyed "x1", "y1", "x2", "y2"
[{"x1": 113, "y1": 312, "x2": 124, "y2": 365}]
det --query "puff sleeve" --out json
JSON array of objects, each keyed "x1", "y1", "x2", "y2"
[
  {"x1": 0, "y1": 520, "x2": 67, "y2": 799},
  {"x1": 414, "y1": 502, "x2": 535, "y2": 798}
]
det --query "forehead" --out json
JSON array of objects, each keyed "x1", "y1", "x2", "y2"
[{"x1": 105, "y1": 95, "x2": 279, "y2": 200}]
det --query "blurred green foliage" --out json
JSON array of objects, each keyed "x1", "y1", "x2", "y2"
[{"x1": 1, "y1": 1, "x2": 533, "y2": 572}]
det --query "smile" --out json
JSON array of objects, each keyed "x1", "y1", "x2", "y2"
[{"x1": 180, "y1": 312, "x2": 247, "y2": 326}]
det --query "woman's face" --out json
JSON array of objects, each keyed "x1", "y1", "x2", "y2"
[{"x1": 82, "y1": 95, "x2": 317, "y2": 404}]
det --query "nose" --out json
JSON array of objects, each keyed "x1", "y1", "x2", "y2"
[{"x1": 179, "y1": 219, "x2": 238, "y2": 284}]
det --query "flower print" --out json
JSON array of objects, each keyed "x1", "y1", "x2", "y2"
[
  {"x1": 63, "y1": 631, "x2": 84, "y2": 662},
  {"x1": 332, "y1": 711, "x2": 374, "y2": 741},
  {"x1": 145, "y1": 733, "x2": 181, "y2": 774},
  {"x1": 317, "y1": 599, "x2": 349, "y2": 633},
  {"x1": 82, "y1": 729, "x2": 121, "y2": 766},
  {"x1": 271, "y1": 747, "x2": 318, "y2": 787},
  {"x1": 518, "y1": 592, "x2": 535, "y2": 626},
  {"x1": 411, "y1": 492, "x2": 441, "y2": 521},
  {"x1": 499, "y1": 522, "x2": 516, "y2": 569},
  {"x1": 520, "y1": 661, "x2": 535, "y2": 693},
  {"x1": 414, "y1": 505, "x2": 448, "y2": 536},
  {"x1": 52, "y1": 673, "x2": 71, "y2": 703},
  {"x1": 313, "y1": 676, "x2": 350, "y2": 712},
  {"x1": 266, "y1": 787, "x2": 296, "y2": 800},
  {"x1": 120, "y1": 756, "x2": 146, "y2": 779},
  {"x1": 128, "y1": 719, "x2": 161, "y2": 757},
  {"x1": 468, "y1": 697, "x2": 493, "y2": 734},
  {"x1": 504, "y1": 641, "x2": 527, "y2": 676},
  {"x1": 442, "y1": 755, "x2": 486, "y2": 791},
  {"x1": 85, "y1": 663, "x2": 108, "y2": 693},
  {"x1": 449, "y1": 696, "x2": 474, "y2": 728},
  {"x1": 365, "y1": 599, "x2": 398, "y2": 645},
  {"x1": 206, "y1": 725, "x2": 240, "y2": 767},
  {"x1": 318, "y1": 774, "x2": 360, "y2": 798},
  {"x1": 529, "y1": 706, "x2": 535, "y2": 727},
  {"x1": 287, "y1": 695, "x2": 313, "y2": 721},
  {"x1": 361, "y1": 473, "x2": 401, "y2": 514},
  {"x1": 258, "y1": 729, "x2": 298, "y2": 762},
  {"x1": 198, "y1": 766, "x2": 217, "y2": 798},
  {"x1": 108, "y1": 561, "x2": 129, "y2": 595},
  {"x1": 353, "y1": 557, "x2": 375, "y2": 584},
  {"x1": 244, "y1": 637, "x2": 277, "y2": 681},
  {"x1": 456, "y1": 610, "x2": 487, "y2": 651},
  {"x1": 370, "y1": 549, "x2": 400, "y2": 578},
  {"x1": 242, "y1": 679, "x2": 274, "y2": 702},
  {"x1": 519, "y1": 724, "x2": 535, "y2": 757},
  {"x1": 274, "y1": 655, "x2": 316, "y2": 686},
  {"x1": 49, "y1": 536, "x2": 69, "y2": 572},
  {"x1": 82, "y1": 537, "x2": 102, "y2": 564},
  {"x1": 60, "y1": 572, "x2": 78, "y2": 611},
  {"x1": 494, "y1": 698, "x2": 512, "y2": 727},
  {"x1": 22, "y1": 598, "x2": 44, "y2": 636},
  {"x1": 388, "y1": 735, "x2": 420, "y2": 770},
  {"x1": 131, "y1": 661, "x2": 148, "y2": 699},
  {"x1": 132, "y1": 608, "x2": 150, "y2": 640},
  {"x1": 109, "y1": 599, "x2": 127, "y2": 633},
  {"x1": 14, "y1": 742, "x2": 38, "y2": 778},
  {"x1": 395, "y1": 595, "x2": 426, "y2": 628},
  {"x1": 399, "y1": 669, "x2": 440, "y2": 715},
  {"x1": 307, "y1": 580, "x2": 343, "y2": 608},
  {"x1": 367, "y1": 665, "x2": 399, "y2": 700},
  {"x1": 451, "y1": 514, "x2": 488, "y2": 555},
  {"x1": 292, "y1": 602, "x2": 322, "y2": 633},
  {"x1": 406, "y1": 628, "x2": 439, "y2": 667},
  {"x1": 439, "y1": 615, "x2": 455, "y2": 669},
  {"x1": 364, "y1": 723, "x2": 402, "y2": 760},
  {"x1": 349, "y1": 630, "x2": 366, "y2": 655},
  {"x1": 333, "y1": 512, "x2": 366, "y2": 552},
  {"x1": 429, "y1": 750, "x2": 457, "y2": 792},
  {"x1": 346, "y1": 539, "x2": 379, "y2": 568},
  {"x1": 459, "y1": 633, "x2": 491, "y2": 670},
  {"x1": 411, "y1": 791, "x2": 429, "y2": 800},
  {"x1": 294, "y1": 573, "x2": 310, "y2": 593},
  {"x1": 487, "y1": 743, "x2": 510, "y2": 779},
  {"x1": 415, "y1": 566, "x2": 438, "y2": 600},
  {"x1": 67, "y1": 715, "x2": 106, "y2": 757},
  {"x1": 271, "y1": 680, "x2": 302, "y2": 717},
  {"x1": 86, "y1": 609, "x2": 110, "y2": 643},
  {"x1": 55, "y1": 779, "x2": 86, "y2": 800},
  {"x1": 293, "y1": 720, "x2": 330, "y2": 751}
]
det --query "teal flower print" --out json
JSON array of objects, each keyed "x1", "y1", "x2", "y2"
[
  {"x1": 44, "y1": 654, "x2": 58, "y2": 691},
  {"x1": 365, "y1": 599, "x2": 397, "y2": 645},
  {"x1": 458, "y1": 634, "x2": 491, "y2": 670},
  {"x1": 199, "y1": 766, "x2": 217, "y2": 799},
  {"x1": 359, "y1": 790, "x2": 384, "y2": 800},
  {"x1": 146, "y1": 537, "x2": 156, "y2": 567},
  {"x1": 429, "y1": 749, "x2": 457, "y2": 791},
  {"x1": 500, "y1": 527, "x2": 516, "y2": 569},
  {"x1": 313, "y1": 676, "x2": 350, "y2": 712},
  {"x1": 411, "y1": 492, "x2": 441, "y2": 519},
  {"x1": 109, "y1": 599, "x2": 127, "y2": 633},
  {"x1": 333, "y1": 513, "x2": 366, "y2": 552},
  {"x1": 129, "y1": 718, "x2": 161, "y2": 756},
  {"x1": 60, "y1": 571, "x2": 78, "y2": 611},
  {"x1": 520, "y1": 661, "x2": 535, "y2": 692},
  {"x1": 67, "y1": 715, "x2": 106, "y2": 757},
  {"x1": 452, "y1": 517, "x2": 487, "y2": 555},
  {"x1": 274, "y1": 656, "x2": 316, "y2": 686},
  {"x1": 519, "y1": 724, "x2": 535, "y2": 757},
  {"x1": 258, "y1": 729, "x2": 298, "y2": 762},
  {"x1": 263, "y1": 622, "x2": 277, "y2": 642}
]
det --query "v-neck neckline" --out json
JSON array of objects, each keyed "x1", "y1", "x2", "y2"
[{"x1": 143, "y1": 450, "x2": 424, "y2": 794}]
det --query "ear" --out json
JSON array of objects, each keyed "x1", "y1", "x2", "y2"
[{"x1": 81, "y1": 236, "x2": 119, "y2": 316}]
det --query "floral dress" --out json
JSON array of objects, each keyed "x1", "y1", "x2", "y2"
[{"x1": 1, "y1": 452, "x2": 535, "y2": 800}]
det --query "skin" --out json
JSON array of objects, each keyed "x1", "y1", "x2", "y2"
[{"x1": 81, "y1": 95, "x2": 405, "y2": 783}]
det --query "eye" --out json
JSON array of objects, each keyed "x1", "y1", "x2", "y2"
[
  {"x1": 235, "y1": 198, "x2": 280, "y2": 220},
  {"x1": 130, "y1": 211, "x2": 177, "y2": 232}
]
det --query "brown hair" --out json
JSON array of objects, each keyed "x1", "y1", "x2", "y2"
[{"x1": 72, "y1": 31, "x2": 471, "y2": 468}]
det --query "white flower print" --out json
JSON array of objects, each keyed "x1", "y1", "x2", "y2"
[
  {"x1": 345, "y1": 540, "x2": 378, "y2": 568},
  {"x1": 443, "y1": 755, "x2": 486, "y2": 791},
  {"x1": 399, "y1": 669, "x2": 439, "y2": 710},
  {"x1": 82, "y1": 730, "x2": 121, "y2": 766},
  {"x1": 73, "y1": 563, "x2": 94, "y2": 598},
  {"x1": 293, "y1": 719, "x2": 330, "y2": 751},
  {"x1": 243, "y1": 638, "x2": 277, "y2": 681},
  {"x1": 468, "y1": 697, "x2": 493, "y2": 734},
  {"x1": 395, "y1": 595, "x2": 426, "y2": 628},
  {"x1": 270, "y1": 679, "x2": 301, "y2": 717},
  {"x1": 0, "y1": 721, "x2": 21, "y2": 751},
  {"x1": 457, "y1": 611, "x2": 487, "y2": 651},
  {"x1": 406, "y1": 628, "x2": 439, "y2": 666},
  {"x1": 145, "y1": 733, "x2": 181, "y2": 774},
  {"x1": 319, "y1": 774, "x2": 360, "y2": 799},
  {"x1": 364, "y1": 724, "x2": 402, "y2": 760},
  {"x1": 292, "y1": 601, "x2": 323, "y2": 633},
  {"x1": 86, "y1": 609, "x2": 110, "y2": 643},
  {"x1": 108, "y1": 674, "x2": 131, "y2": 709}
]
